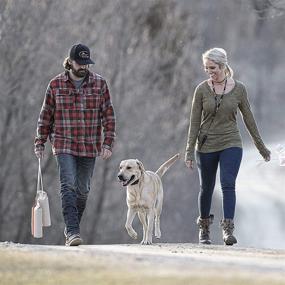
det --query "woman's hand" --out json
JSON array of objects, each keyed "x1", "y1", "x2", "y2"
[
  {"x1": 185, "y1": 160, "x2": 194, "y2": 169},
  {"x1": 264, "y1": 153, "x2": 271, "y2": 162},
  {"x1": 262, "y1": 148, "x2": 271, "y2": 162}
]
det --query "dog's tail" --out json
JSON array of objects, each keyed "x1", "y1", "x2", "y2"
[{"x1": 155, "y1": 153, "x2": 180, "y2": 178}]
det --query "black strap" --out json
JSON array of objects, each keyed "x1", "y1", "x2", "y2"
[
  {"x1": 212, "y1": 78, "x2": 227, "y2": 115},
  {"x1": 199, "y1": 78, "x2": 227, "y2": 148}
]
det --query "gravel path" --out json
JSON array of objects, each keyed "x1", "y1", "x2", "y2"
[{"x1": 1, "y1": 242, "x2": 285, "y2": 284}]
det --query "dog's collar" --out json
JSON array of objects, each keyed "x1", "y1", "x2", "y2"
[{"x1": 130, "y1": 179, "x2": 139, "y2": 186}]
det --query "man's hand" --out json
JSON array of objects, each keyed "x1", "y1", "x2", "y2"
[
  {"x1": 35, "y1": 149, "x2": 44, "y2": 159},
  {"x1": 101, "y1": 148, "x2": 112, "y2": 160}
]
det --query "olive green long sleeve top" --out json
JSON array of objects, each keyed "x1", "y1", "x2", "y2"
[{"x1": 185, "y1": 80, "x2": 270, "y2": 161}]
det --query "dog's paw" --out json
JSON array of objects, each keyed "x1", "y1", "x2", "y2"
[
  {"x1": 126, "y1": 226, "x2": 138, "y2": 240},
  {"x1": 131, "y1": 233, "x2": 138, "y2": 240},
  {"x1": 141, "y1": 240, "x2": 152, "y2": 245},
  {"x1": 155, "y1": 230, "x2": 161, "y2": 239},
  {"x1": 128, "y1": 231, "x2": 138, "y2": 240}
]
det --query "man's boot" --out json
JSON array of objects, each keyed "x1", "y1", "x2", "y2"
[
  {"x1": 196, "y1": 214, "x2": 214, "y2": 244},
  {"x1": 220, "y1": 218, "x2": 237, "y2": 246}
]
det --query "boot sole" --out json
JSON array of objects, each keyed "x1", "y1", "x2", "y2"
[
  {"x1": 224, "y1": 239, "x2": 237, "y2": 246},
  {"x1": 200, "y1": 240, "x2": 212, "y2": 245},
  {"x1": 65, "y1": 237, "x2": 82, "y2": 246}
]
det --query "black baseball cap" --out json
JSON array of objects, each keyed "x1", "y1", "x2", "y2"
[{"x1": 69, "y1": 43, "x2": 95, "y2": 65}]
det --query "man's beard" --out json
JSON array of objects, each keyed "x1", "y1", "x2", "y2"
[{"x1": 71, "y1": 66, "x2": 88, "y2": 78}]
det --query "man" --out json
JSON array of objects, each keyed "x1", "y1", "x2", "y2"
[{"x1": 34, "y1": 43, "x2": 116, "y2": 246}]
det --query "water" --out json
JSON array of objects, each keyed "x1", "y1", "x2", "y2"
[
  {"x1": 235, "y1": 144, "x2": 285, "y2": 249},
  {"x1": 275, "y1": 144, "x2": 285, "y2": 167}
]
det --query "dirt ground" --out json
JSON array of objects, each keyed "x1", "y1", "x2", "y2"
[{"x1": 1, "y1": 241, "x2": 285, "y2": 285}]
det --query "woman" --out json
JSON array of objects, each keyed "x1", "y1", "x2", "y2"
[{"x1": 185, "y1": 47, "x2": 270, "y2": 245}]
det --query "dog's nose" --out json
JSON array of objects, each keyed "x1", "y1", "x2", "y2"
[{"x1": 118, "y1": 174, "x2": 123, "y2": 181}]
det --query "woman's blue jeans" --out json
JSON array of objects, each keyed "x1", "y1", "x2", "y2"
[
  {"x1": 56, "y1": 154, "x2": 96, "y2": 237},
  {"x1": 196, "y1": 147, "x2": 242, "y2": 219}
]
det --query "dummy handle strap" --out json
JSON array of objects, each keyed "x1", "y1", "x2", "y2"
[{"x1": 37, "y1": 158, "x2": 43, "y2": 194}]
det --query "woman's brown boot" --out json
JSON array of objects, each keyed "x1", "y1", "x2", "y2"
[
  {"x1": 196, "y1": 215, "x2": 214, "y2": 244},
  {"x1": 220, "y1": 219, "x2": 237, "y2": 246}
]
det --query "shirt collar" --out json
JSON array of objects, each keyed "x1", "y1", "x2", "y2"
[{"x1": 63, "y1": 70, "x2": 92, "y2": 85}]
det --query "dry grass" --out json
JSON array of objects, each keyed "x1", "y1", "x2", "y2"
[{"x1": 0, "y1": 247, "x2": 284, "y2": 285}]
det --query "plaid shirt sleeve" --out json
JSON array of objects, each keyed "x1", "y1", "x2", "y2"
[
  {"x1": 34, "y1": 84, "x2": 55, "y2": 151},
  {"x1": 101, "y1": 81, "x2": 116, "y2": 151}
]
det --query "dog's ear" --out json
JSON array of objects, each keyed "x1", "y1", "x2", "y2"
[{"x1": 136, "y1": 160, "x2": 145, "y2": 173}]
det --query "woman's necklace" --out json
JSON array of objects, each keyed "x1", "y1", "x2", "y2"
[
  {"x1": 212, "y1": 77, "x2": 227, "y2": 114},
  {"x1": 214, "y1": 76, "x2": 227, "y2": 84},
  {"x1": 199, "y1": 77, "x2": 228, "y2": 149}
]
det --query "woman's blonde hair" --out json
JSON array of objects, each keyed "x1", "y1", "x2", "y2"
[{"x1": 202, "y1": 47, "x2": 234, "y2": 78}]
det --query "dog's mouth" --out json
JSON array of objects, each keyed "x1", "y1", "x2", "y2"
[{"x1": 119, "y1": 175, "x2": 136, "y2": 187}]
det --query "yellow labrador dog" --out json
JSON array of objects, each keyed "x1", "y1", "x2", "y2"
[{"x1": 118, "y1": 154, "x2": 180, "y2": 245}]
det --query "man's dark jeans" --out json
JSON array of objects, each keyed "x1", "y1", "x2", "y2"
[
  {"x1": 196, "y1": 147, "x2": 242, "y2": 219},
  {"x1": 56, "y1": 154, "x2": 96, "y2": 237}
]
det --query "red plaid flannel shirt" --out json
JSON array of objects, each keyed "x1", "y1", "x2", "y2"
[{"x1": 35, "y1": 71, "x2": 116, "y2": 157}]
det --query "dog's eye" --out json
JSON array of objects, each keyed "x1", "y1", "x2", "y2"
[{"x1": 126, "y1": 166, "x2": 132, "y2": 170}]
